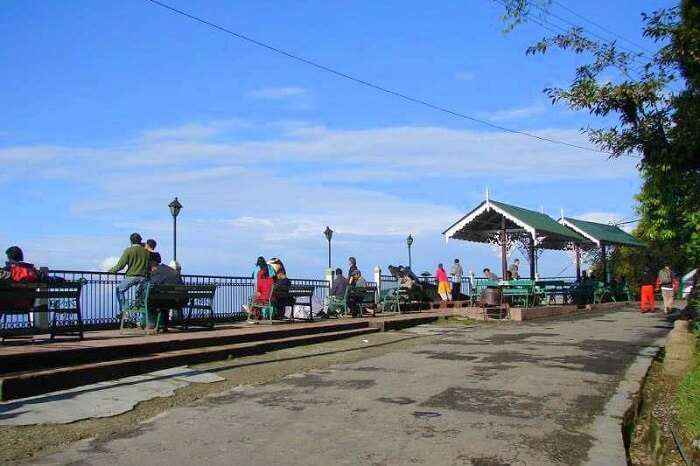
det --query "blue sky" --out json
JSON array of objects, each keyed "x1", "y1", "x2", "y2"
[{"x1": 0, "y1": 0, "x2": 672, "y2": 277}]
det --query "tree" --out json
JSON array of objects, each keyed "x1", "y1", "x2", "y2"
[{"x1": 500, "y1": 0, "x2": 700, "y2": 274}]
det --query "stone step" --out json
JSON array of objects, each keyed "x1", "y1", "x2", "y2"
[
  {"x1": 0, "y1": 320, "x2": 371, "y2": 375},
  {"x1": 0, "y1": 327, "x2": 380, "y2": 401}
]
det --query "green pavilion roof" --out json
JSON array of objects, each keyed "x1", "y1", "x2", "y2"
[
  {"x1": 443, "y1": 199, "x2": 585, "y2": 250},
  {"x1": 560, "y1": 217, "x2": 646, "y2": 248}
]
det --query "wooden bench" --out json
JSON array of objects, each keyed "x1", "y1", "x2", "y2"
[
  {"x1": 0, "y1": 280, "x2": 85, "y2": 340},
  {"x1": 121, "y1": 283, "x2": 217, "y2": 334}
]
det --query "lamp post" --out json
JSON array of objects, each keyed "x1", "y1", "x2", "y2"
[
  {"x1": 323, "y1": 226, "x2": 333, "y2": 269},
  {"x1": 168, "y1": 197, "x2": 182, "y2": 262},
  {"x1": 406, "y1": 234, "x2": 413, "y2": 269}
]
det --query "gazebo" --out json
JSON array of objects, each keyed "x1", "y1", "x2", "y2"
[
  {"x1": 559, "y1": 216, "x2": 646, "y2": 282},
  {"x1": 443, "y1": 197, "x2": 585, "y2": 279}
]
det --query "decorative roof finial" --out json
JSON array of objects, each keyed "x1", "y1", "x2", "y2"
[
  {"x1": 540, "y1": 205, "x2": 545, "y2": 214},
  {"x1": 560, "y1": 208, "x2": 565, "y2": 220},
  {"x1": 485, "y1": 187, "x2": 490, "y2": 201}
]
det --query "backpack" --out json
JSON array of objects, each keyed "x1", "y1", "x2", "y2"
[
  {"x1": 658, "y1": 269, "x2": 672, "y2": 285},
  {"x1": 9, "y1": 263, "x2": 39, "y2": 283},
  {"x1": 3, "y1": 264, "x2": 39, "y2": 311}
]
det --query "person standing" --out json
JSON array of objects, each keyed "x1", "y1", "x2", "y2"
[
  {"x1": 348, "y1": 257, "x2": 358, "y2": 277},
  {"x1": 656, "y1": 263, "x2": 679, "y2": 314},
  {"x1": 110, "y1": 233, "x2": 150, "y2": 311},
  {"x1": 508, "y1": 259, "x2": 520, "y2": 280},
  {"x1": 435, "y1": 263, "x2": 452, "y2": 301},
  {"x1": 450, "y1": 259, "x2": 463, "y2": 298},
  {"x1": 330, "y1": 268, "x2": 349, "y2": 298},
  {"x1": 639, "y1": 266, "x2": 656, "y2": 313}
]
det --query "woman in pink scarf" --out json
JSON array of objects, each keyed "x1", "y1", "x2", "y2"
[{"x1": 435, "y1": 263, "x2": 452, "y2": 301}]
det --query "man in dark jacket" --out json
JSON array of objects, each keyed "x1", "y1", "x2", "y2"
[
  {"x1": 330, "y1": 268, "x2": 348, "y2": 298},
  {"x1": 144, "y1": 255, "x2": 183, "y2": 329}
]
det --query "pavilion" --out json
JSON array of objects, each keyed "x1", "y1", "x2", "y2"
[
  {"x1": 559, "y1": 216, "x2": 646, "y2": 282},
  {"x1": 442, "y1": 197, "x2": 585, "y2": 279}
]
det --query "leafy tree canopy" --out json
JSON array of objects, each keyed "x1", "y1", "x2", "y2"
[{"x1": 500, "y1": 0, "x2": 700, "y2": 274}]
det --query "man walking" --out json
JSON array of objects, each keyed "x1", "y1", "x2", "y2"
[
  {"x1": 110, "y1": 233, "x2": 151, "y2": 311},
  {"x1": 656, "y1": 263, "x2": 679, "y2": 315},
  {"x1": 639, "y1": 266, "x2": 656, "y2": 313},
  {"x1": 450, "y1": 259, "x2": 463, "y2": 298}
]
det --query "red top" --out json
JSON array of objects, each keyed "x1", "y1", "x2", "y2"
[
  {"x1": 435, "y1": 267, "x2": 449, "y2": 283},
  {"x1": 254, "y1": 269, "x2": 274, "y2": 303}
]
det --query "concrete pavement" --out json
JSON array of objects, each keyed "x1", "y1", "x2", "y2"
[{"x1": 34, "y1": 308, "x2": 670, "y2": 466}]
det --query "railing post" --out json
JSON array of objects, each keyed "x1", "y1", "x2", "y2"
[
  {"x1": 33, "y1": 266, "x2": 50, "y2": 331},
  {"x1": 468, "y1": 270, "x2": 475, "y2": 297},
  {"x1": 373, "y1": 265, "x2": 382, "y2": 295},
  {"x1": 325, "y1": 268, "x2": 334, "y2": 287}
]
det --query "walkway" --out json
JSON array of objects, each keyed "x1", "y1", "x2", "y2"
[{"x1": 33, "y1": 308, "x2": 670, "y2": 466}]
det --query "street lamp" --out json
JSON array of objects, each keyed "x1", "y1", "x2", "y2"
[
  {"x1": 324, "y1": 226, "x2": 333, "y2": 269},
  {"x1": 406, "y1": 234, "x2": 413, "y2": 269},
  {"x1": 168, "y1": 197, "x2": 182, "y2": 261}
]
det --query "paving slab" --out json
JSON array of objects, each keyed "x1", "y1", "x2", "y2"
[
  {"x1": 33, "y1": 308, "x2": 670, "y2": 466},
  {"x1": 0, "y1": 367, "x2": 224, "y2": 426}
]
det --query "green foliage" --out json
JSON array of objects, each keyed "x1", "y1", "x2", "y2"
[
  {"x1": 676, "y1": 352, "x2": 700, "y2": 439},
  {"x1": 500, "y1": 0, "x2": 700, "y2": 272}
]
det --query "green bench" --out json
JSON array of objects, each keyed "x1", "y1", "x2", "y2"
[
  {"x1": 534, "y1": 280, "x2": 572, "y2": 305},
  {"x1": 121, "y1": 283, "x2": 217, "y2": 334},
  {"x1": 500, "y1": 279, "x2": 535, "y2": 308},
  {"x1": 379, "y1": 285, "x2": 426, "y2": 313},
  {"x1": 249, "y1": 283, "x2": 315, "y2": 322},
  {"x1": 469, "y1": 279, "x2": 500, "y2": 305},
  {"x1": 0, "y1": 280, "x2": 85, "y2": 340},
  {"x1": 328, "y1": 284, "x2": 377, "y2": 317}
]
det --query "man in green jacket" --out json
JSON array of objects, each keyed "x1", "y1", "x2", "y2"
[{"x1": 110, "y1": 233, "x2": 150, "y2": 311}]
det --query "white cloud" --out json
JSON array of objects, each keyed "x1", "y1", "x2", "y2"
[
  {"x1": 99, "y1": 256, "x2": 119, "y2": 272},
  {"x1": 488, "y1": 104, "x2": 547, "y2": 122},
  {"x1": 248, "y1": 87, "x2": 307, "y2": 99},
  {"x1": 0, "y1": 119, "x2": 642, "y2": 274}
]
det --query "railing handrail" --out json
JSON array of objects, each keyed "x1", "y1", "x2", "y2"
[{"x1": 48, "y1": 269, "x2": 329, "y2": 284}]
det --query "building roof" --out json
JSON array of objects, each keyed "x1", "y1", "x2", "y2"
[
  {"x1": 443, "y1": 199, "x2": 585, "y2": 250},
  {"x1": 560, "y1": 217, "x2": 646, "y2": 248}
]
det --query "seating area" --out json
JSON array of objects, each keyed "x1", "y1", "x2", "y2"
[
  {"x1": 328, "y1": 284, "x2": 377, "y2": 317},
  {"x1": 120, "y1": 283, "x2": 217, "y2": 335},
  {"x1": 0, "y1": 280, "x2": 85, "y2": 341}
]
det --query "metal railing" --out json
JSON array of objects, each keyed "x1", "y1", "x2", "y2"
[
  {"x1": 3, "y1": 270, "x2": 329, "y2": 331},
  {"x1": 378, "y1": 274, "x2": 578, "y2": 296}
]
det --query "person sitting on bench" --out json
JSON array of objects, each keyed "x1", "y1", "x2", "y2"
[{"x1": 349, "y1": 269, "x2": 367, "y2": 288}]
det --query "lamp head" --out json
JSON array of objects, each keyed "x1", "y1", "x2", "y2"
[
  {"x1": 168, "y1": 197, "x2": 183, "y2": 218},
  {"x1": 324, "y1": 226, "x2": 333, "y2": 242},
  {"x1": 406, "y1": 234, "x2": 414, "y2": 247}
]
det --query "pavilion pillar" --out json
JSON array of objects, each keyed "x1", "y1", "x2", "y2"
[
  {"x1": 601, "y1": 244, "x2": 608, "y2": 284},
  {"x1": 529, "y1": 235, "x2": 536, "y2": 279},
  {"x1": 575, "y1": 245, "x2": 581, "y2": 281},
  {"x1": 500, "y1": 218, "x2": 508, "y2": 280}
]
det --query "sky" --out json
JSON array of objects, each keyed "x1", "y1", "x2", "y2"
[{"x1": 0, "y1": 0, "x2": 673, "y2": 278}]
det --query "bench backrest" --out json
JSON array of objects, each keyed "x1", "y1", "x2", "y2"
[
  {"x1": 0, "y1": 281, "x2": 83, "y2": 311},
  {"x1": 145, "y1": 283, "x2": 191, "y2": 309}
]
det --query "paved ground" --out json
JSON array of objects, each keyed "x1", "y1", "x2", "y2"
[{"x1": 33, "y1": 308, "x2": 670, "y2": 466}]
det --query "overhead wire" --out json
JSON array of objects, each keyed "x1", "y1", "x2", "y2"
[
  {"x1": 551, "y1": 0, "x2": 656, "y2": 56},
  {"x1": 492, "y1": 0, "x2": 648, "y2": 73},
  {"x1": 145, "y1": 0, "x2": 624, "y2": 156}
]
